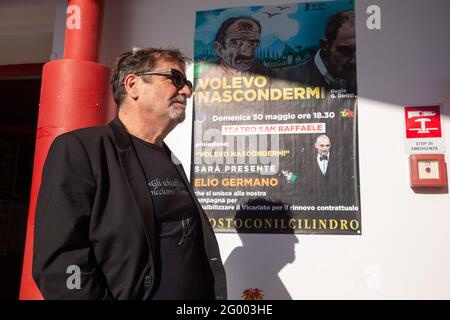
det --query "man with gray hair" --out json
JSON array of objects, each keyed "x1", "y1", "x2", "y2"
[
  {"x1": 302, "y1": 133, "x2": 355, "y2": 205},
  {"x1": 314, "y1": 134, "x2": 332, "y2": 176},
  {"x1": 32, "y1": 48, "x2": 227, "y2": 300}
]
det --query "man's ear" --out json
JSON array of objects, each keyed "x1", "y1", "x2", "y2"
[
  {"x1": 213, "y1": 41, "x2": 224, "y2": 56},
  {"x1": 123, "y1": 73, "x2": 140, "y2": 100}
]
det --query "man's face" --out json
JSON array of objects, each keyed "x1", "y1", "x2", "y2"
[
  {"x1": 216, "y1": 19, "x2": 261, "y2": 71},
  {"x1": 326, "y1": 20, "x2": 356, "y2": 80},
  {"x1": 138, "y1": 60, "x2": 192, "y2": 124},
  {"x1": 315, "y1": 137, "x2": 331, "y2": 156}
]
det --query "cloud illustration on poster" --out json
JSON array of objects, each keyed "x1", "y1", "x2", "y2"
[{"x1": 196, "y1": 4, "x2": 299, "y2": 48}]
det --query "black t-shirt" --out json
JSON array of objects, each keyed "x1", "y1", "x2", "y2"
[{"x1": 131, "y1": 135, "x2": 213, "y2": 299}]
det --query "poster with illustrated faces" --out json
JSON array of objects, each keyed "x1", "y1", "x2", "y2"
[{"x1": 192, "y1": 0, "x2": 361, "y2": 235}]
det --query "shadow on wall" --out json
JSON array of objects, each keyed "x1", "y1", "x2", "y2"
[
  {"x1": 101, "y1": 0, "x2": 138, "y2": 66},
  {"x1": 224, "y1": 198, "x2": 298, "y2": 300}
]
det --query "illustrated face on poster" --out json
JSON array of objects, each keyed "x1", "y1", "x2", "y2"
[
  {"x1": 213, "y1": 18, "x2": 262, "y2": 72},
  {"x1": 320, "y1": 17, "x2": 356, "y2": 82},
  {"x1": 192, "y1": 1, "x2": 361, "y2": 235}
]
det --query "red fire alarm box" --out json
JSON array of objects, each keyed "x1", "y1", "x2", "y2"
[{"x1": 409, "y1": 154, "x2": 447, "y2": 187}]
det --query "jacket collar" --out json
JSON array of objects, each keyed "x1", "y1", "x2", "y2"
[
  {"x1": 109, "y1": 116, "x2": 171, "y2": 151},
  {"x1": 109, "y1": 117, "x2": 133, "y2": 150},
  {"x1": 109, "y1": 117, "x2": 156, "y2": 263}
]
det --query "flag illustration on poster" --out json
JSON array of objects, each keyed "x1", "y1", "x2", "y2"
[{"x1": 192, "y1": 0, "x2": 361, "y2": 234}]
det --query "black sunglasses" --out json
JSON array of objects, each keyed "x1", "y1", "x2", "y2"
[{"x1": 135, "y1": 68, "x2": 193, "y2": 91}]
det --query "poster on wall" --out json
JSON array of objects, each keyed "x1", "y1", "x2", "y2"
[{"x1": 192, "y1": 0, "x2": 361, "y2": 234}]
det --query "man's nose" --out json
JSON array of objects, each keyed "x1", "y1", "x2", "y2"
[
  {"x1": 240, "y1": 42, "x2": 255, "y2": 55},
  {"x1": 179, "y1": 84, "x2": 193, "y2": 98},
  {"x1": 348, "y1": 51, "x2": 356, "y2": 64},
  {"x1": 348, "y1": 56, "x2": 356, "y2": 66}
]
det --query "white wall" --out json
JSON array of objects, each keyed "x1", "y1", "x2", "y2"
[{"x1": 54, "y1": 0, "x2": 450, "y2": 299}]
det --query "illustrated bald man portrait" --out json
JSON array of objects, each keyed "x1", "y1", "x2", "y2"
[{"x1": 199, "y1": 16, "x2": 273, "y2": 78}]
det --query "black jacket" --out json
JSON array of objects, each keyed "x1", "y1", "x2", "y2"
[{"x1": 32, "y1": 118, "x2": 227, "y2": 300}]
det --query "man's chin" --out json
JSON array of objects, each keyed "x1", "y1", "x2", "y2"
[{"x1": 170, "y1": 110, "x2": 186, "y2": 124}]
